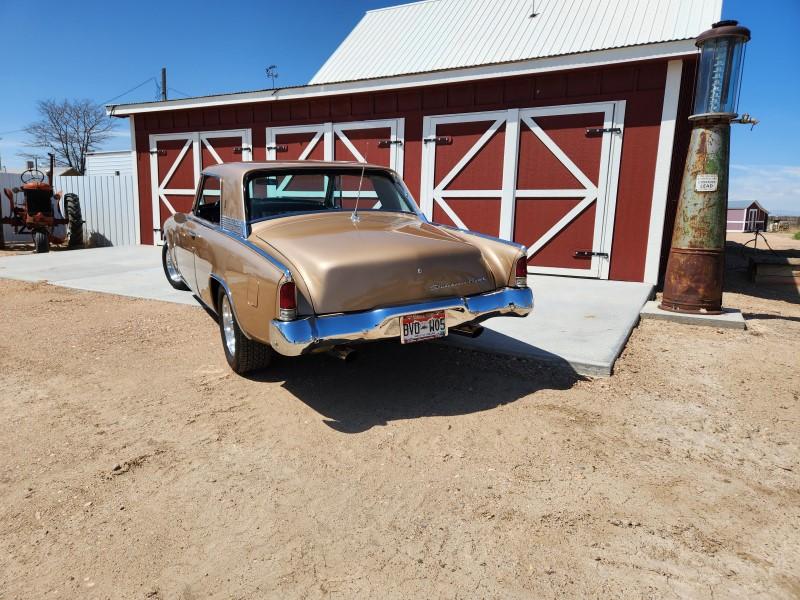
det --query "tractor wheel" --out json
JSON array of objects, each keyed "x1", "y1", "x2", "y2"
[
  {"x1": 33, "y1": 230, "x2": 49, "y2": 253},
  {"x1": 64, "y1": 193, "x2": 84, "y2": 247}
]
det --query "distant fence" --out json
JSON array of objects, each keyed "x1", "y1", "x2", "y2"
[
  {"x1": 1, "y1": 172, "x2": 138, "y2": 246},
  {"x1": 768, "y1": 215, "x2": 800, "y2": 232}
]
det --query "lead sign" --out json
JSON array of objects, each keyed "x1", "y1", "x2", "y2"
[{"x1": 695, "y1": 173, "x2": 719, "y2": 192}]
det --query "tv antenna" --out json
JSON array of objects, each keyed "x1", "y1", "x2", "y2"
[
  {"x1": 529, "y1": 0, "x2": 539, "y2": 17},
  {"x1": 265, "y1": 65, "x2": 279, "y2": 89}
]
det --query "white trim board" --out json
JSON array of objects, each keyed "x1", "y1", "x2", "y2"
[
  {"x1": 643, "y1": 59, "x2": 683, "y2": 285},
  {"x1": 129, "y1": 116, "x2": 141, "y2": 244},
  {"x1": 109, "y1": 41, "x2": 697, "y2": 116}
]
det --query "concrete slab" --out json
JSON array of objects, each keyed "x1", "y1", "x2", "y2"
[
  {"x1": 0, "y1": 246, "x2": 196, "y2": 306},
  {"x1": 447, "y1": 275, "x2": 654, "y2": 378},
  {"x1": 0, "y1": 246, "x2": 653, "y2": 377},
  {"x1": 639, "y1": 300, "x2": 746, "y2": 330}
]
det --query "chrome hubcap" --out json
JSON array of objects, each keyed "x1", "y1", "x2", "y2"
[
  {"x1": 221, "y1": 296, "x2": 236, "y2": 356},
  {"x1": 165, "y1": 247, "x2": 181, "y2": 283}
]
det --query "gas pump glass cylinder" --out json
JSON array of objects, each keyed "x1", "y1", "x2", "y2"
[{"x1": 692, "y1": 20, "x2": 750, "y2": 117}]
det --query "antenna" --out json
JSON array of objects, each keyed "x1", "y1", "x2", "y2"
[
  {"x1": 350, "y1": 141, "x2": 370, "y2": 223},
  {"x1": 529, "y1": 0, "x2": 539, "y2": 17},
  {"x1": 265, "y1": 65, "x2": 279, "y2": 89},
  {"x1": 351, "y1": 163, "x2": 365, "y2": 223}
]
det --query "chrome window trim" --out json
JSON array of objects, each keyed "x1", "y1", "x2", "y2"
[{"x1": 241, "y1": 167, "x2": 424, "y2": 225}]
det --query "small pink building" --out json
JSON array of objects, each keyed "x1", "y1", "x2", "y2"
[{"x1": 727, "y1": 200, "x2": 768, "y2": 232}]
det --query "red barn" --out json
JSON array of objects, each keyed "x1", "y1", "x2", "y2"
[{"x1": 108, "y1": 0, "x2": 722, "y2": 285}]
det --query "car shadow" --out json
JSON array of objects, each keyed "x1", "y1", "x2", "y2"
[{"x1": 246, "y1": 340, "x2": 582, "y2": 433}]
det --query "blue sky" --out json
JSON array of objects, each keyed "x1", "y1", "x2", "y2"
[{"x1": 1, "y1": 0, "x2": 797, "y2": 213}]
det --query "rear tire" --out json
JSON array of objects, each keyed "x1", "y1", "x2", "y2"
[
  {"x1": 162, "y1": 243, "x2": 189, "y2": 291},
  {"x1": 218, "y1": 287, "x2": 273, "y2": 374},
  {"x1": 64, "y1": 193, "x2": 84, "y2": 247},
  {"x1": 33, "y1": 230, "x2": 49, "y2": 253}
]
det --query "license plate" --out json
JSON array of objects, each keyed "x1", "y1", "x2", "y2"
[{"x1": 401, "y1": 310, "x2": 447, "y2": 344}]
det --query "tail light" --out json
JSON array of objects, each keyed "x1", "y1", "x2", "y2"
[
  {"x1": 514, "y1": 256, "x2": 528, "y2": 288},
  {"x1": 278, "y1": 281, "x2": 297, "y2": 321}
]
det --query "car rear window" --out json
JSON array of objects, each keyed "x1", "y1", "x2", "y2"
[{"x1": 245, "y1": 168, "x2": 417, "y2": 223}]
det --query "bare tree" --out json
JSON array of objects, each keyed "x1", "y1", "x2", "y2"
[{"x1": 25, "y1": 99, "x2": 115, "y2": 174}]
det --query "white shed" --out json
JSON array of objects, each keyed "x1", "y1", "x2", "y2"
[{"x1": 85, "y1": 150, "x2": 134, "y2": 177}]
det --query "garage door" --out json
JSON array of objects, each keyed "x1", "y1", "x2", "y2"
[
  {"x1": 148, "y1": 129, "x2": 252, "y2": 242},
  {"x1": 420, "y1": 102, "x2": 624, "y2": 278},
  {"x1": 266, "y1": 119, "x2": 404, "y2": 175}
]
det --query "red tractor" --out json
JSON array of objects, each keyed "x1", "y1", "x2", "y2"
[{"x1": 1, "y1": 168, "x2": 83, "y2": 253}]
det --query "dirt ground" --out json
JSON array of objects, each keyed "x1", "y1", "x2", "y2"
[
  {"x1": 726, "y1": 230, "x2": 800, "y2": 252},
  {"x1": 1, "y1": 263, "x2": 799, "y2": 598}
]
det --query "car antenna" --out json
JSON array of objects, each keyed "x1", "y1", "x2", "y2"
[{"x1": 351, "y1": 143, "x2": 368, "y2": 223}]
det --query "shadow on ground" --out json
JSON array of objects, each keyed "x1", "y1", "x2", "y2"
[
  {"x1": 725, "y1": 239, "x2": 799, "y2": 304},
  {"x1": 246, "y1": 340, "x2": 581, "y2": 433}
]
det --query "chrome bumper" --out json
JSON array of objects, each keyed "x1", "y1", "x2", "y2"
[{"x1": 269, "y1": 287, "x2": 533, "y2": 357}]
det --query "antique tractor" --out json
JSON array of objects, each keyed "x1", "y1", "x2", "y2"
[{"x1": 1, "y1": 168, "x2": 83, "y2": 253}]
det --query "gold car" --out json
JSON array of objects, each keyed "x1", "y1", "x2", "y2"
[{"x1": 162, "y1": 162, "x2": 533, "y2": 373}]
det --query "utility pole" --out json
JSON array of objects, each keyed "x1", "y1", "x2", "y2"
[{"x1": 161, "y1": 67, "x2": 168, "y2": 101}]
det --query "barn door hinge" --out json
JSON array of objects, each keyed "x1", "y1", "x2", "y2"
[
  {"x1": 423, "y1": 135, "x2": 453, "y2": 145},
  {"x1": 150, "y1": 149, "x2": 167, "y2": 155},
  {"x1": 574, "y1": 250, "x2": 609, "y2": 258},
  {"x1": 586, "y1": 127, "x2": 621, "y2": 137},
  {"x1": 378, "y1": 139, "x2": 403, "y2": 148},
  {"x1": 233, "y1": 145, "x2": 251, "y2": 154},
  {"x1": 267, "y1": 144, "x2": 288, "y2": 153}
]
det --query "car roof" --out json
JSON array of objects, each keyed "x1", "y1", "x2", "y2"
[{"x1": 202, "y1": 160, "x2": 393, "y2": 179}]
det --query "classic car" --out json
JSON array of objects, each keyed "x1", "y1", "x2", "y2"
[{"x1": 161, "y1": 161, "x2": 533, "y2": 373}]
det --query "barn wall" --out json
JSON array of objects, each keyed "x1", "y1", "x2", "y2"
[
  {"x1": 132, "y1": 57, "x2": 686, "y2": 282},
  {"x1": 727, "y1": 208, "x2": 746, "y2": 231}
]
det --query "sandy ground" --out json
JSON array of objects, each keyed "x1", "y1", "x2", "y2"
[
  {"x1": 727, "y1": 231, "x2": 800, "y2": 252},
  {"x1": 0, "y1": 269, "x2": 799, "y2": 598}
]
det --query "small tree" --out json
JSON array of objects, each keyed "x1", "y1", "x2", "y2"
[{"x1": 25, "y1": 99, "x2": 115, "y2": 174}]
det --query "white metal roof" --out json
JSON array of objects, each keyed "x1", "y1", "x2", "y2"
[{"x1": 311, "y1": 0, "x2": 722, "y2": 84}]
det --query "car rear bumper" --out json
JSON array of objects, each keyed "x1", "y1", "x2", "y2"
[{"x1": 268, "y1": 286, "x2": 533, "y2": 357}]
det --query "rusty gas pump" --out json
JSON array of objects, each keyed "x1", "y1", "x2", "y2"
[{"x1": 660, "y1": 20, "x2": 752, "y2": 313}]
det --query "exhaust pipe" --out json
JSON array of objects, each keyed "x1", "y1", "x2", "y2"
[
  {"x1": 327, "y1": 345, "x2": 358, "y2": 363},
  {"x1": 450, "y1": 323, "x2": 484, "y2": 338}
]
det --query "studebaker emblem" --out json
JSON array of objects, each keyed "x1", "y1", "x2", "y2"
[{"x1": 429, "y1": 276, "x2": 487, "y2": 291}]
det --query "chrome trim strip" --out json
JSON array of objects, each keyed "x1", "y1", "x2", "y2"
[
  {"x1": 208, "y1": 273, "x2": 253, "y2": 340},
  {"x1": 186, "y1": 214, "x2": 292, "y2": 280},
  {"x1": 269, "y1": 286, "x2": 533, "y2": 357}
]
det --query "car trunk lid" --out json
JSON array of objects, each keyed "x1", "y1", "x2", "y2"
[{"x1": 251, "y1": 212, "x2": 495, "y2": 314}]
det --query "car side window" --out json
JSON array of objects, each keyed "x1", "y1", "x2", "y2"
[{"x1": 194, "y1": 176, "x2": 221, "y2": 224}]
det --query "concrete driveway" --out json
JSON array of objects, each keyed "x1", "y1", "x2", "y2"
[{"x1": 0, "y1": 245, "x2": 652, "y2": 376}]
